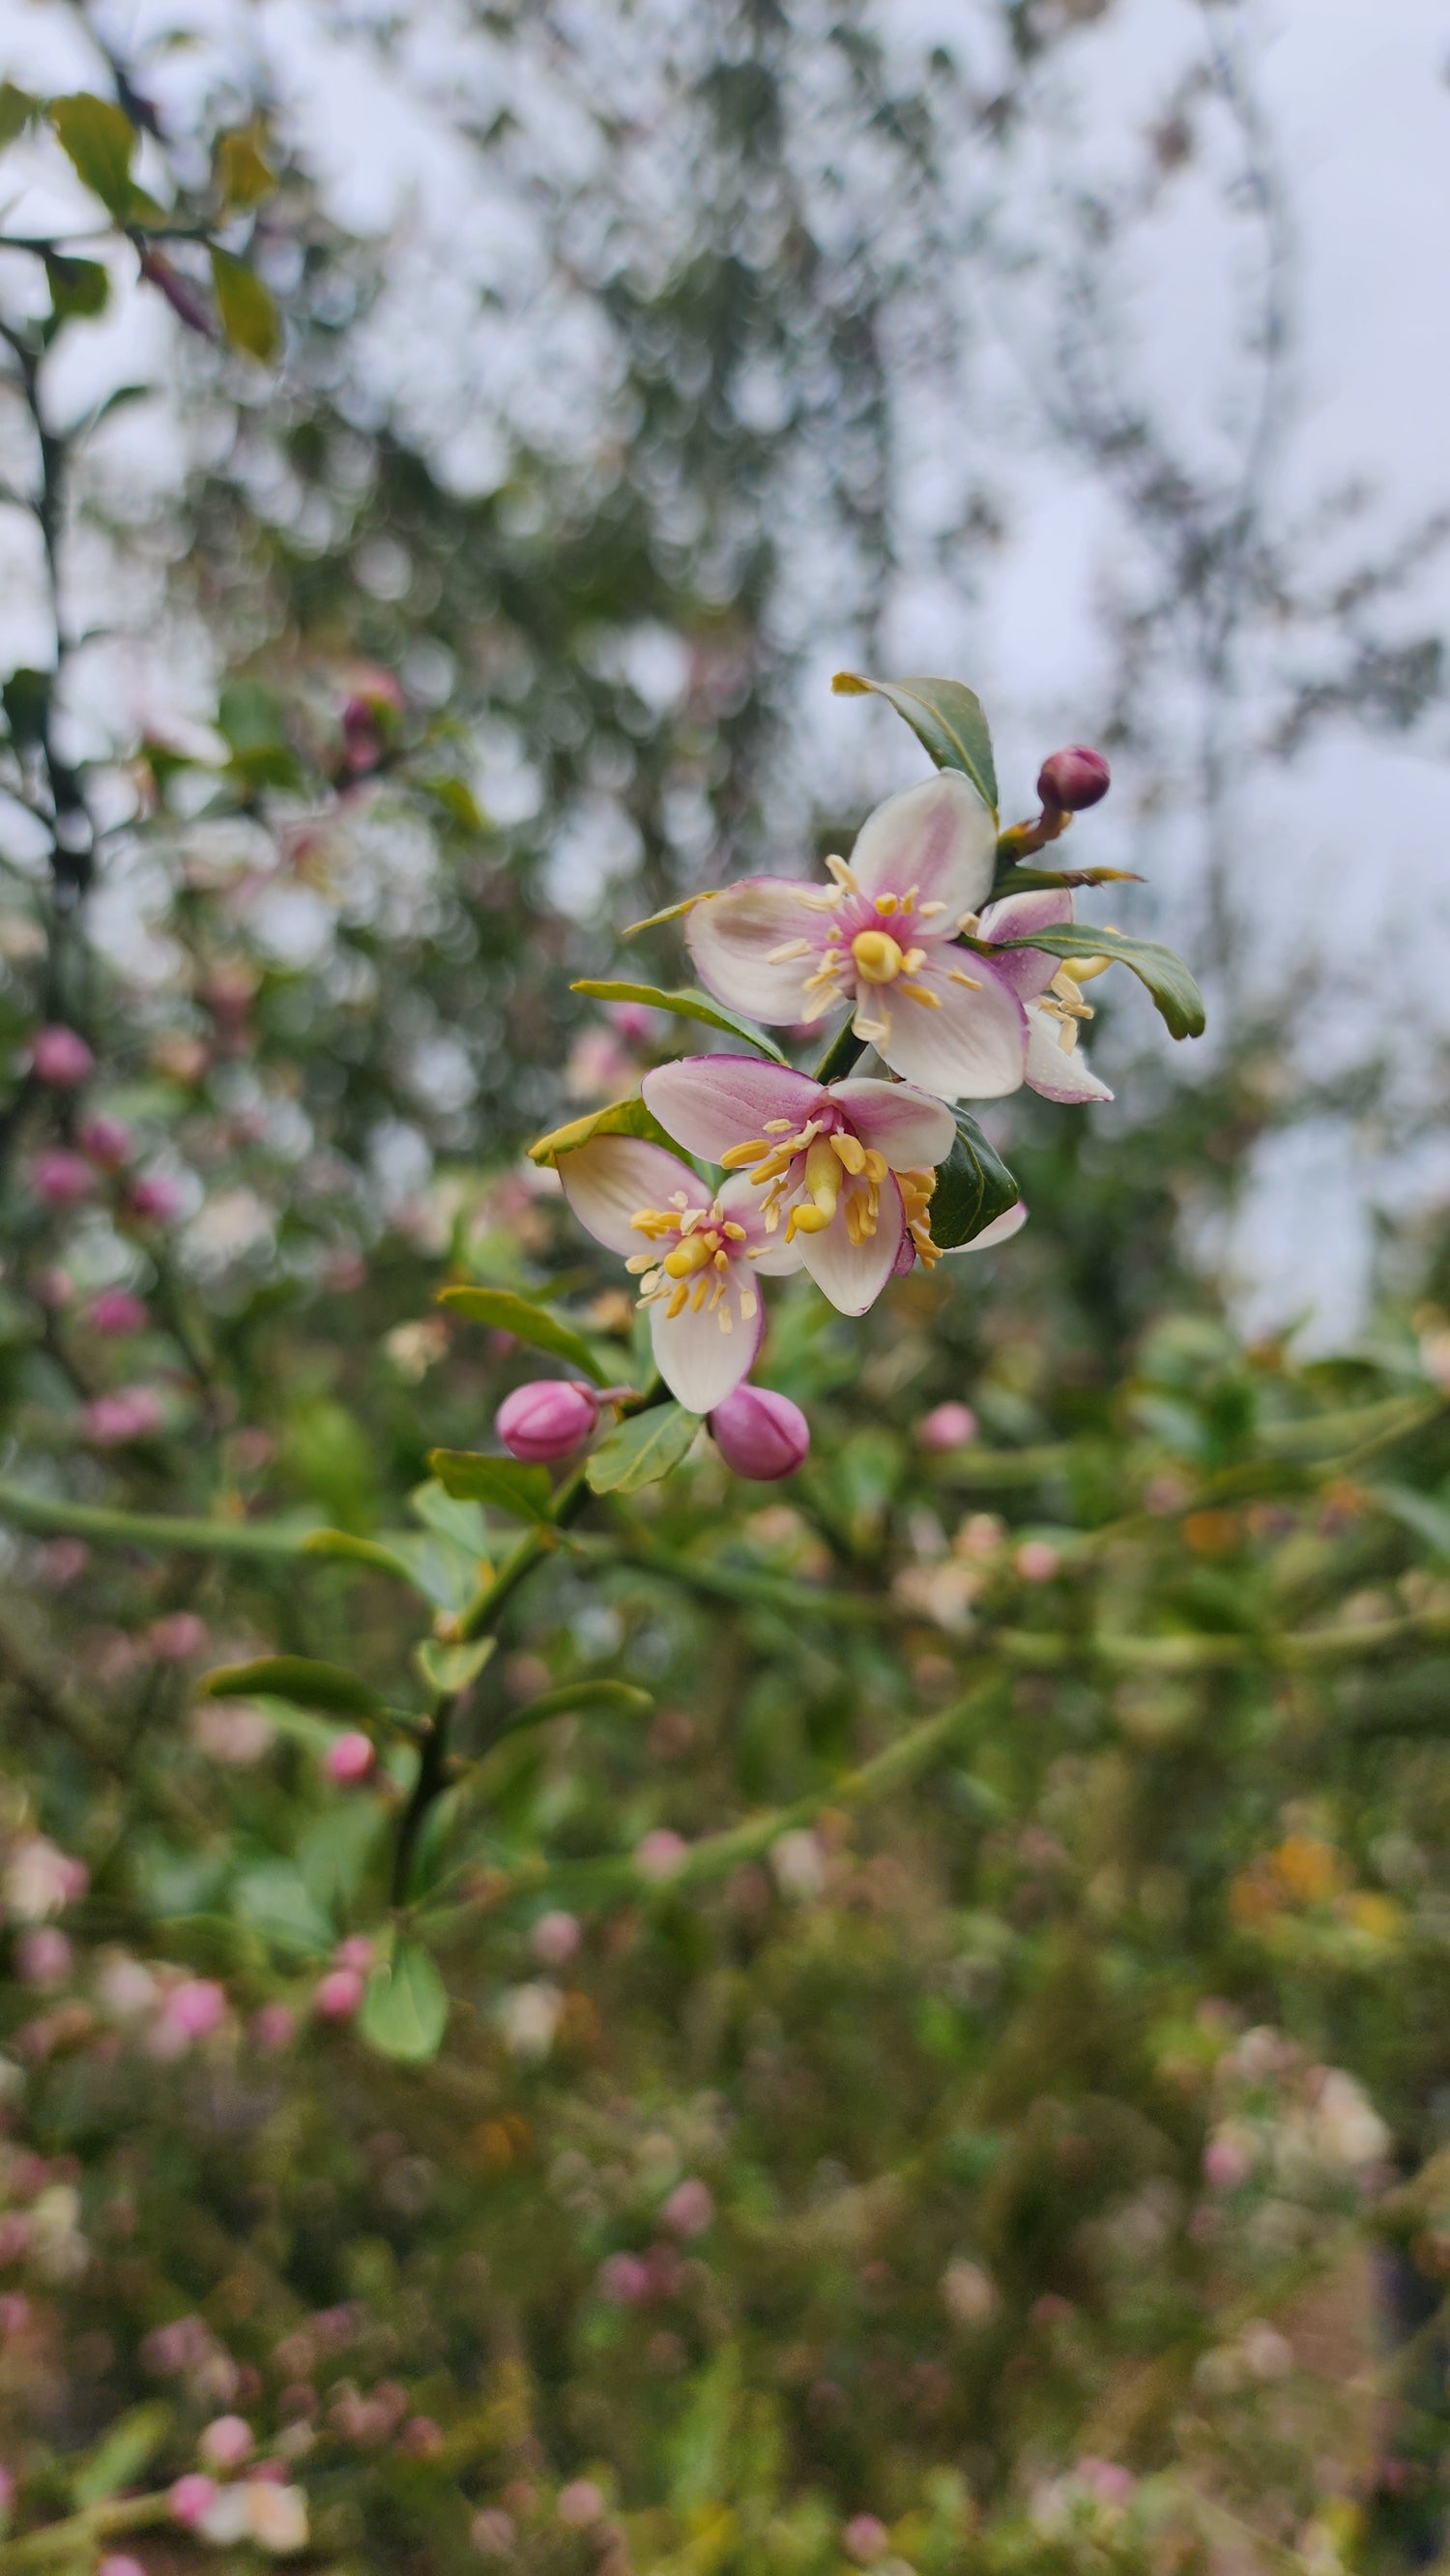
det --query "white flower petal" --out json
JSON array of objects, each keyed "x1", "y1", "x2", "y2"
[
  {"x1": 978, "y1": 890, "x2": 1073, "y2": 1000},
  {"x1": 798, "y1": 1179, "x2": 905, "y2": 1315},
  {"x1": 558, "y1": 1134, "x2": 700, "y2": 1255},
  {"x1": 685, "y1": 879, "x2": 829, "y2": 1020},
  {"x1": 946, "y1": 1199, "x2": 1028, "y2": 1254},
  {"x1": 651, "y1": 1273, "x2": 764, "y2": 1410},
  {"x1": 716, "y1": 1172, "x2": 806, "y2": 1274},
  {"x1": 849, "y1": 774, "x2": 998, "y2": 919},
  {"x1": 868, "y1": 960, "x2": 1026, "y2": 1100},
  {"x1": 1024, "y1": 1003, "x2": 1114, "y2": 1103},
  {"x1": 643, "y1": 1057, "x2": 819, "y2": 1160},
  {"x1": 830, "y1": 1077, "x2": 955, "y2": 1171}
]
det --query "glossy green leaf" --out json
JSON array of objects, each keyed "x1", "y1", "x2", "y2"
[
  {"x1": 426, "y1": 1449, "x2": 555, "y2": 1522},
  {"x1": 500, "y1": 1677, "x2": 652, "y2": 1733},
  {"x1": 527, "y1": 1091, "x2": 677, "y2": 1170},
  {"x1": 416, "y1": 1635, "x2": 497, "y2": 1696},
  {"x1": 209, "y1": 246, "x2": 280, "y2": 363},
  {"x1": 304, "y1": 1523, "x2": 489, "y2": 1618},
  {"x1": 362, "y1": 1942, "x2": 449, "y2": 2063},
  {"x1": 1371, "y1": 1482, "x2": 1450, "y2": 1561},
  {"x1": 0, "y1": 84, "x2": 37, "y2": 152},
  {"x1": 988, "y1": 863, "x2": 1142, "y2": 899},
  {"x1": 438, "y1": 1284, "x2": 610, "y2": 1385},
  {"x1": 832, "y1": 670, "x2": 998, "y2": 813},
  {"x1": 232, "y1": 1860, "x2": 334, "y2": 1957},
  {"x1": 408, "y1": 1480, "x2": 489, "y2": 1554},
  {"x1": 71, "y1": 2402, "x2": 170, "y2": 2509},
  {"x1": 200, "y1": 1654, "x2": 383, "y2": 1716},
  {"x1": 216, "y1": 129, "x2": 276, "y2": 210},
  {"x1": 49, "y1": 94, "x2": 136, "y2": 216},
  {"x1": 570, "y1": 980, "x2": 789, "y2": 1067},
  {"x1": 982, "y1": 921, "x2": 1205, "y2": 1041},
  {"x1": 586, "y1": 1400, "x2": 701, "y2": 1495},
  {"x1": 928, "y1": 1112, "x2": 1020, "y2": 1251}
]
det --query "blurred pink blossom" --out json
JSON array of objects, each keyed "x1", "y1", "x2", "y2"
[
  {"x1": 557, "y1": 2480, "x2": 605, "y2": 2529},
  {"x1": 915, "y1": 1401, "x2": 977, "y2": 1451},
  {"x1": 323, "y1": 1732, "x2": 376, "y2": 1786},
  {"x1": 634, "y1": 1830, "x2": 688, "y2": 1882},
  {"x1": 83, "y1": 1389, "x2": 165, "y2": 1447},
  {"x1": 127, "y1": 1173, "x2": 183, "y2": 1224},
  {"x1": 529, "y1": 1911, "x2": 582, "y2": 1968},
  {"x1": 31, "y1": 1025, "x2": 95, "y2": 1086},
  {"x1": 170, "y1": 2474, "x2": 219, "y2": 2527},
  {"x1": 31, "y1": 1149, "x2": 95, "y2": 1206},
  {"x1": 661, "y1": 2179, "x2": 714, "y2": 2239},
  {"x1": 313, "y1": 1969, "x2": 365, "y2": 2021},
  {"x1": 15, "y1": 1929, "x2": 72, "y2": 1988},
  {"x1": 87, "y1": 1290, "x2": 148, "y2": 1336},
  {"x1": 78, "y1": 1115, "x2": 132, "y2": 1169},
  {"x1": 250, "y1": 2004, "x2": 297, "y2": 2053},
  {"x1": 149, "y1": 1978, "x2": 227, "y2": 2059},
  {"x1": 148, "y1": 1613, "x2": 208, "y2": 1662},
  {"x1": 843, "y1": 2516, "x2": 890, "y2": 2564},
  {"x1": 199, "y1": 2415, "x2": 253, "y2": 2470}
]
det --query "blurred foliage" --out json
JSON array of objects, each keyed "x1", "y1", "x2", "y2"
[{"x1": 0, "y1": 15, "x2": 1449, "y2": 2576}]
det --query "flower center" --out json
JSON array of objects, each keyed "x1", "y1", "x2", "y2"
[
  {"x1": 720, "y1": 1118, "x2": 888, "y2": 1245},
  {"x1": 624, "y1": 1195, "x2": 756, "y2": 1329},
  {"x1": 851, "y1": 928, "x2": 905, "y2": 984}
]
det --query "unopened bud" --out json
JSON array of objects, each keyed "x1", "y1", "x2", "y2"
[
  {"x1": 313, "y1": 1967, "x2": 365, "y2": 2021},
  {"x1": 1037, "y1": 746, "x2": 1111, "y2": 812},
  {"x1": 170, "y1": 2474, "x2": 220, "y2": 2528},
  {"x1": 709, "y1": 1383, "x2": 809, "y2": 1481},
  {"x1": 79, "y1": 1114, "x2": 132, "y2": 1168},
  {"x1": 88, "y1": 1290, "x2": 148, "y2": 1337},
  {"x1": 323, "y1": 1731, "x2": 376, "y2": 1786},
  {"x1": 916, "y1": 1401, "x2": 977, "y2": 1452},
  {"x1": 30, "y1": 1149, "x2": 95, "y2": 1207},
  {"x1": 31, "y1": 1025, "x2": 95, "y2": 1087},
  {"x1": 496, "y1": 1379, "x2": 599, "y2": 1463}
]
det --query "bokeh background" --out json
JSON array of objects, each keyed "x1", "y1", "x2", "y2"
[{"x1": 2, "y1": 4, "x2": 1450, "y2": 2573}]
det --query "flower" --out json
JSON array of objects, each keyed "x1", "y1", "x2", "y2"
[
  {"x1": 709, "y1": 1382, "x2": 809, "y2": 1480},
  {"x1": 975, "y1": 890, "x2": 1114, "y2": 1104},
  {"x1": 323, "y1": 1731, "x2": 376, "y2": 1786},
  {"x1": 30, "y1": 1149, "x2": 95, "y2": 1206},
  {"x1": 31, "y1": 1025, "x2": 95, "y2": 1087},
  {"x1": 557, "y1": 1134, "x2": 801, "y2": 1412},
  {"x1": 684, "y1": 775, "x2": 1028, "y2": 1098},
  {"x1": 199, "y1": 2415, "x2": 254, "y2": 2470},
  {"x1": 313, "y1": 1968, "x2": 365, "y2": 2020},
  {"x1": 78, "y1": 1114, "x2": 131, "y2": 1168},
  {"x1": 916, "y1": 1402, "x2": 977, "y2": 1450},
  {"x1": 643, "y1": 1056, "x2": 954, "y2": 1313},
  {"x1": 82, "y1": 1388, "x2": 165, "y2": 1446},
  {"x1": 87, "y1": 1289, "x2": 147, "y2": 1336},
  {"x1": 530, "y1": 1910, "x2": 582, "y2": 1967},
  {"x1": 496, "y1": 1379, "x2": 599, "y2": 1461}
]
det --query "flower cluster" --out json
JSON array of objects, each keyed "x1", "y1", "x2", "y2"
[{"x1": 497, "y1": 713, "x2": 1193, "y2": 1478}]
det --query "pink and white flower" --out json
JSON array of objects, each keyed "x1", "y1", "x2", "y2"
[
  {"x1": 557, "y1": 1134, "x2": 802, "y2": 1412},
  {"x1": 642, "y1": 1056, "x2": 954, "y2": 1314},
  {"x1": 975, "y1": 890, "x2": 1114, "y2": 1105},
  {"x1": 684, "y1": 775, "x2": 1028, "y2": 1099}
]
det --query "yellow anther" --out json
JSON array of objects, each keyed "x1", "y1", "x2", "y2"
[
  {"x1": 666, "y1": 1283, "x2": 690, "y2": 1318},
  {"x1": 862, "y1": 1148, "x2": 887, "y2": 1184},
  {"x1": 851, "y1": 928, "x2": 904, "y2": 984},
  {"x1": 899, "y1": 981, "x2": 942, "y2": 1008},
  {"x1": 830, "y1": 1131, "x2": 866, "y2": 1175},
  {"x1": 740, "y1": 1289, "x2": 758, "y2": 1321},
  {"x1": 662, "y1": 1232, "x2": 713, "y2": 1279},
  {"x1": 720, "y1": 1138, "x2": 769, "y2": 1168},
  {"x1": 765, "y1": 937, "x2": 813, "y2": 965},
  {"x1": 722, "y1": 1219, "x2": 746, "y2": 1240},
  {"x1": 947, "y1": 969, "x2": 983, "y2": 990},
  {"x1": 787, "y1": 1203, "x2": 832, "y2": 1238},
  {"x1": 692, "y1": 1273, "x2": 710, "y2": 1312},
  {"x1": 713, "y1": 1247, "x2": 729, "y2": 1269},
  {"x1": 763, "y1": 1120, "x2": 795, "y2": 1134},
  {"x1": 874, "y1": 893, "x2": 899, "y2": 916}
]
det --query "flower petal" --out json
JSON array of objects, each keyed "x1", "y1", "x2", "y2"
[
  {"x1": 947, "y1": 1199, "x2": 1028, "y2": 1253},
  {"x1": 558, "y1": 1134, "x2": 700, "y2": 1255},
  {"x1": 849, "y1": 774, "x2": 997, "y2": 920},
  {"x1": 651, "y1": 1272, "x2": 764, "y2": 1411},
  {"x1": 977, "y1": 889, "x2": 1073, "y2": 1000},
  {"x1": 717, "y1": 1172, "x2": 806, "y2": 1274},
  {"x1": 643, "y1": 1057, "x2": 821, "y2": 1160},
  {"x1": 685, "y1": 879, "x2": 830, "y2": 1021},
  {"x1": 865, "y1": 958, "x2": 1027, "y2": 1100},
  {"x1": 1024, "y1": 1004, "x2": 1114, "y2": 1104},
  {"x1": 830, "y1": 1077, "x2": 956, "y2": 1172},
  {"x1": 798, "y1": 1176, "x2": 905, "y2": 1315}
]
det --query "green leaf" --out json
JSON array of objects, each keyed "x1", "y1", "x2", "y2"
[
  {"x1": 570, "y1": 981, "x2": 790, "y2": 1067},
  {"x1": 297, "y1": 1803, "x2": 387, "y2": 1913},
  {"x1": 0, "y1": 84, "x2": 37, "y2": 152},
  {"x1": 981, "y1": 922, "x2": 1205, "y2": 1041},
  {"x1": 49, "y1": 93, "x2": 136, "y2": 216},
  {"x1": 832, "y1": 670, "x2": 998, "y2": 813},
  {"x1": 409, "y1": 1479, "x2": 489, "y2": 1554},
  {"x1": 587, "y1": 1401, "x2": 701, "y2": 1495},
  {"x1": 1371, "y1": 1482, "x2": 1450, "y2": 1561},
  {"x1": 304, "y1": 1523, "x2": 489, "y2": 1618},
  {"x1": 216, "y1": 128, "x2": 276, "y2": 210},
  {"x1": 502, "y1": 1678, "x2": 652, "y2": 1732},
  {"x1": 426, "y1": 1449, "x2": 555, "y2": 1522},
  {"x1": 2, "y1": 669, "x2": 48, "y2": 749},
  {"x1": 437, "y1": 1284, "x2": 611, "y2": 1385},
  {"x1": 527, "y1": 1091, "x2": 677, "y2": 1170},
  {"x1": 928, "y1": 1112, "x2": 1021, "y2": 1251},
  {"x1": 209, "y1": 245, "x2": 280, "y2": 363},
  {"x1": 200, "y1": 1654, "x2": 383, "y2": 1716},
  {"x1": 44, "y1": 251, "x2": 109, "y2": 321},
  {"x1": 71, "y1": 2402, "x2": 170, "y2": 2509},
  {"x1": 418, "y1": 773, "x2": 486, "y2": 833},
  {"x1": 415, "y1": 1635, "x2": 496, "y2": 1696},
  {"x1": 988, "y1": 863, "x2": 1142, "y2": 899},
  {"x1": 233, "y1": 1859, "x2": 334, "y2": 1958},
  {"x1": 361, "y1": 1942, "x2": 449, "y2": 2063}
]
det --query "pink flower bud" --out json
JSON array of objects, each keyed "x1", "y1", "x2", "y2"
[
  {"x1": 471, "y1": 2508, "x2": 517, "y2": 2555},
  {"x1": 31, "y1": 1025, "x2": 95, "y2": 1087},
  {"x1": 250, "y1": 2003, "x2": 296, "y2": 2053},
  {"x1": 148, "y1": 1613, "x2": 208, "y2": 1661},
  {"x1": 530, "y1": 1911, "x2": 582, "y2": 1968},
  {"x1": 87, "y1": 1290, "x2": 148, "y2": 1337},
  {"x1": 557, "y1": 2480, "x2": 605, "y2": 2530},
  {"x1": 496, "y1": 1380, "x2": 599, "y2": 1463},
  {"x1": 844, "y1": 2517, "x2": 891, "y2": 2564},
  {"x1": 156, "y1": 1979, "x2": 227, "y2": 2051},
  {"x1": 598, "y1": 2252, "x2": 652, "y2": 2306},
  {"x1": 170, "y1": 2474, "x2": 219, "y2": 2528},
  {"x1": 79, "y1": 1116, "x2": 132, "y2": 1169},
  {"x1": 634, "y1": 1829, "x2": 688, "y2": 1882},
  {"x1": 127, "y1": 1173, "x2": 183, "y2": 1225},
  {"x1": 334, "y1": 1936, "x2": 374, "y2": 1974},
  {"x1": 324, "y1": 1731, "x2": 376, "y2": 1786},
  {"x1": 915, "y1": 1402, "x2": 977, "y2": 1452},
  {"x1": 709, "y1": 1383, "x2": 809, "y2": 1481},
  {"x1": 397, "y1": 2416, "x2": 444, "y2": 2458},
  {"x1": 15, "y1": 1930, "x2": 72, "y2": 1989},
  {"x1": 661, "y1": 2178, "x2": 713, "y2": 2239},
  {"x1": 1076, "y1": 2458, "x2": 1136, "y2": 2506},
  {"x1": 313, "y1": 1968, "x2": 365, "y2": 2021},
  {"x1": 30, "y1": 1150, "x2": 95, "y2": 1207},
  {"x1": 1014, "y1": 1539, "x2": 1059, "y2": 1583},
  {"x1": 99, "y1": 2557, "x2": 148, "y2": 2576},
  {"x1": 31, "y1": 1266, "x2": 73, "y2": 1308},
  {"x1": 83, "y1": 1388, "x2": 165, "y2": 1447},
  {"x1": 199, "y1": 2415, "x2": 253, "y2": 2470},
  {"x1": 1037, "y1": 746, "x2": 1111, "y2": 812}
]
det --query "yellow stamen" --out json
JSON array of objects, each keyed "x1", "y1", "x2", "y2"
[
  {"x1": 874, "y1": 893, "x2": 899, "y2": 916},
  {"x1": 826, "y1": 855, "x2": 859, "y2": 893},
  {"x1": 830, "y1": 1131, "x2": 866, "y2": 1175},
  {"x1": 662, "y1": 1232, "x2": 713, "y2": 1279},
  {"x1": 720, "y1": 1138, "x2": 769, "y2": 1168},
  {"x1": 763, "y1": 1121, "x2": 794, "y2": 1134},
  {"x1": 899, "y1": 981, "x2": 942, "y2": 1009},
  {"x1": 667, "y1": 1283, "x2": 690, "y2": 1318},
  {"x1": 947, "y1": 969, "x2": 983, "y2": 989},
  {"x1": 766, "y1": 937, "x2": 814, "y2": 965}
]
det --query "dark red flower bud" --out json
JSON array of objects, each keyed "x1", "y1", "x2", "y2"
[{"x1": 1036, "y1": 746, "x2": 1111, "y2": 812}]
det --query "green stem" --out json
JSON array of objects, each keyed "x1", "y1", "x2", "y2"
[
  {"x1": 0, "y1": 1478, "x2": 315, "y2": 1559},
  {"x1": 0, "y1": 2488, "x2": 172, "y2": 2571},
  {"x1": 810, "y1": 1022, "x2": 865, "y2": 1083}
]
